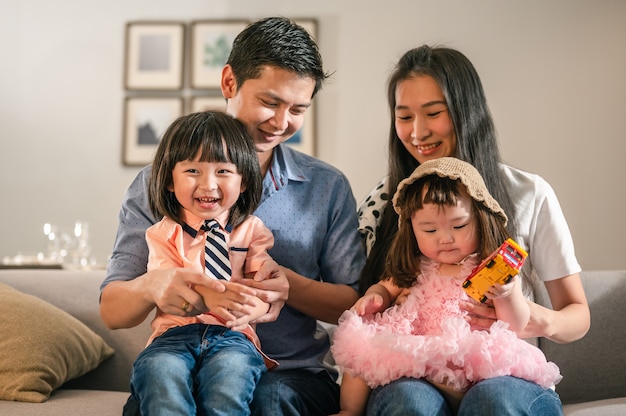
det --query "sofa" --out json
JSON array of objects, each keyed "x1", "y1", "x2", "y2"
[
  {"x1": 0, "y1": 269, "x2": 151, "y2": 416},
  {"x1": 0, "y1": 268, "x2": 624, "y2": 415}
]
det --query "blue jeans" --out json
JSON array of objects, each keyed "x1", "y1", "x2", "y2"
[
  {"x1": 129, "y1": 323, "x2": 266, "y2": 416},
  {"x1": 250, "y1": 369, "x2": 340, "y2": 415},
  {"x1": 366, "y1": 376, "x2": 563, "y2": 416}
]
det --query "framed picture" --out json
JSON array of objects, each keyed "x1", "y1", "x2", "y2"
[
  {"x1": 285, "y1": 104, "x2": 316, "y2": 156},
  {"x1": 188, "y1": 96, "x2": 227, "y2": 114},
  {"x1": 122, "y1": 97, "x2": 183, "y2": 166},
  {"x1": 190, "y1": 20, "x2": 249, "y2": 89},
  {"x1": 124, "y1": 22, "x2": 185, "y2": 90}
]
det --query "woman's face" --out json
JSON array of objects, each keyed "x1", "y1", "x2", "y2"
[{"x1": 394, "y1": 74, "x2": 457, "y2": 164}]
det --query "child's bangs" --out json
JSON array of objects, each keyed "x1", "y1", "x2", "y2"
[
  {"x1": 421, "y1": 177, "x2": 461, "y2": 207},
  {"x1": 197, "y1": 135, "x2": 231, "y2": 163}
]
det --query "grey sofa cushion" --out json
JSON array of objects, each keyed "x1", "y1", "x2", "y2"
[
  {"x1": 538, "y1": 270, "x2": 626, "y2": 405},
  {"x1": 0, "y1": 389, "x2": 130, "y2": 416},
  {"x1": 564, "y1": 398, "x2": 626, "y2": 416}
]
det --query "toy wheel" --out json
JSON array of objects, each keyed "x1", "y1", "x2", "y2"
[
  {"x1": 486, "y1": 259, "x2": 496, "y2": 268},
  {"x1": 504, "y1": 275, "x2": 513, "y2": 284},
  {"x1": 462, "y1": 280, "x2": 471, "y2": 288},
  {"x1": 480, "y1": 295, "x2": 488, "y2": 303}
]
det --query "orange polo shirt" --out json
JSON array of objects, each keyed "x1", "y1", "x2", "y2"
[{"x1": 145, "y1": 210, "x2": 277, "y2": 369}]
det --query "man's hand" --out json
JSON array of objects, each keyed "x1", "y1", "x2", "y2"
[
  {"x1": 237, "y1": 259, "x2": 289, "y2": 324},
  {"x1": 195, "y1": 280, "x2": 264, "y2": 328},
  {"x1": 100, "y1": 268, "x2": 264, "y2": 329},
  {"x1": 144, "y1": 268, "x2": 232, "y2": 317},
  {"x1": 101, "y1": 267, "x2": 233, "y2": 329}
]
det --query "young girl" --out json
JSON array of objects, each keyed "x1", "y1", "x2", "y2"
[
  {"x1": 129, "y1": 111, "x2": 278, "y2": 416},
  {"x1": 331, "y1": 157, "x2": 561, "y2": 415}
]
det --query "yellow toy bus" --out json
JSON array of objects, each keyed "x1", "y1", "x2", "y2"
[{"x1": 462, "y1": 238, "x2": 528, "y2": 303}]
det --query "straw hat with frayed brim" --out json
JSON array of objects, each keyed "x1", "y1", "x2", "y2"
[{"x1": 392, "y1": 157, "x2": 508, "y2": 226}]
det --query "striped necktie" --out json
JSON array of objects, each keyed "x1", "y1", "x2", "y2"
[{"x1": 200, "y1": 219, "x2": 231, "y2": 280}]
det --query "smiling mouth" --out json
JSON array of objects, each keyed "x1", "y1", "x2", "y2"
[
  {"x1": 417, "y1": 142, "x2": 441, "y2": 152},
  {"x1": 197, "y1": 197, "x2": 218, "y2": 203}
]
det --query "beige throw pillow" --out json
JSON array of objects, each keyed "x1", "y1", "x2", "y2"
[{"x1": 0, "y1": 283, "x2": 114, "y2": 402}]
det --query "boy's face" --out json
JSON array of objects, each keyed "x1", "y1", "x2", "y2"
[{"x1": 221, "y1": 65, "x2": 316, "y2": 169}]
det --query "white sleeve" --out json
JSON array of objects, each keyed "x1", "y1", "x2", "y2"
[{"x1": 502, "y1": 165, "x2": 581, "y2": 282}]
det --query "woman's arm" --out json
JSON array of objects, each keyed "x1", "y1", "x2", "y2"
[
  {"x1": 462, "y1": 273, "x2": 590, "y2": 343},
  {"x1": 519, "y1": 273, "x2": 590, "y2": 343}
]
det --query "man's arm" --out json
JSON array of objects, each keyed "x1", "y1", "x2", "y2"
[
  {"x1": 282, "y1": 174, "x2": 364, "y2": 324},
  {"x1": 282, "y1": 268, "x2": 359, "y2": 324},
  {"x1": 100, "y1": 268, "x2": 226, "y2": 329}
]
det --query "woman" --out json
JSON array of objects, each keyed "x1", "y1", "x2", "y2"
[{"x1": 357, "y1": 45, "x2": 589, "y2": 415}]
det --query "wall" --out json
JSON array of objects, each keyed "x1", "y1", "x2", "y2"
[{"x1": 1, "y1": 0, "x2": 625, "y2": 270}]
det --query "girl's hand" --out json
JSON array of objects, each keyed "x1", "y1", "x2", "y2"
[
  {"x1": 485, "y1": 275, "x2": 518, "y2": 300},
  {"x1": 393, "y1": 288, "x2": 411, "y2": 306},
  {"x1": 352, "y1": 293, "x2": 385, "y2": 316}
]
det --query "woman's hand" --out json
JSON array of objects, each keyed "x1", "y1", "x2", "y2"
[{"x1": 460, "y1": 299, "x2": 497, "y2": 331}]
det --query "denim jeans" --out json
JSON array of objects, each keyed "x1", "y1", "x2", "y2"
[
  {"x1": 366, "y1": 376, "x2": 563, "y2": 416},
  {"x1": 250, "y1": 369, "x2": 340, "y2": 416},
  {"x1": 129, "y1": 323, "x2": 266, "y2": 416}
]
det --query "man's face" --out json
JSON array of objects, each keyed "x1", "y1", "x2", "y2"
[{"x1": 222, "y1": 65, "x2": 316, "y2": 168}]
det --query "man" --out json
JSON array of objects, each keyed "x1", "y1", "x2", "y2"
[{"x1": 100, "y1": 17, "x2": 365, "y2": 415}]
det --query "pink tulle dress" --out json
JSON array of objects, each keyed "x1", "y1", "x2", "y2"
[{"x1": 331, "y1": 257, "x2": 561, "y2": 391}]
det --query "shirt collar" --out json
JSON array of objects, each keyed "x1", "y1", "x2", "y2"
[
  {"x1": 180, "y1": 209, "x2": 232, "y2": 238},
  {"x1": 270, "y1": 144, "x2": 310, "y2": 186}
]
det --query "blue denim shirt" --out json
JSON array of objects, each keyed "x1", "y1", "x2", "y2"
[{"x1": 103, "y1": 144, "x2": 365, "y2": 379}]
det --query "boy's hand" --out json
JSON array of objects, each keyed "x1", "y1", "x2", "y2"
[
  {"x1": 194, "y1": 280, "x2": 259, "y2": 322},
  {"x1": 238, "y1": 259, "x2": 288, "y2": 324}
]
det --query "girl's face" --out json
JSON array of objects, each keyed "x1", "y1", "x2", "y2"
[
  {"x1": 169, "y1": 152, "x2": 244, "y2": 223},
  {"x1": 410, "y1": 187, "x2": 479, "y2": 264},
  {"x1": 395, "y1": 74, "x2": 457, "y2": 164}
]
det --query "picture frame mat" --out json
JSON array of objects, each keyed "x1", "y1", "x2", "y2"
[
  {"x1": 190, "y1": 20, "x2": 249, "y2": 89},
  {"x1": 124, "y1": 22, "x2": 185, "y2": 90},
  {"x1": 189, "y1": 96, "x2": 227, "y2": 113},
  {"x1": 123, "y1": 97, "x2": 183, "y2": 166}
]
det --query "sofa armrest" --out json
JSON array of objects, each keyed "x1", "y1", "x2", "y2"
[{"x1": 537, "y1": 270, "x2": 626, "y2": 405}]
